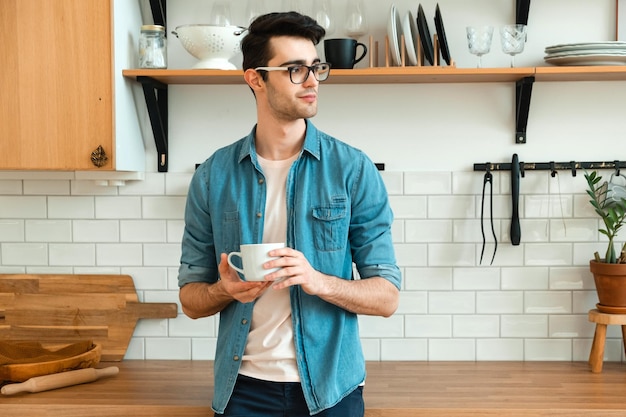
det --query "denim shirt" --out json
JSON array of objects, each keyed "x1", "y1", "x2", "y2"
[{"x1": 178, "y1": 120, "x2": 401, "y2": 415}]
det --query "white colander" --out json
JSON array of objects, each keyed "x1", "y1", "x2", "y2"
[{"x1": 172, "y1": 24, "x2": 247, "y2": 69}]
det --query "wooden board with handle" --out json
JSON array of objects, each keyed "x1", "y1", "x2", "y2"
[{"x1": 0, "y1": 274, "x2": 178, "y2": 361}]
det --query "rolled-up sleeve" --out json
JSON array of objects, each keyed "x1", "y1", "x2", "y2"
[
  {"x1": 179, "y1": 164, "x2": 219, "y2": 287},
  {"x1": 350, "y1": 154, "x2": 401, "y2": 289}
]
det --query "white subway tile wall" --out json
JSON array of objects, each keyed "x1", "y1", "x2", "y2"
[{"x1": 0, "y1": 170, "x2": 622, "y2": 363}]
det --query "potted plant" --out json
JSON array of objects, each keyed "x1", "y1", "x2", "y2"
[{"x1": 585, "y1": 170, "x2": 626, "y2": 312}]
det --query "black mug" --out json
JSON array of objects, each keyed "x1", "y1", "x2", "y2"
[{"x1": 323, "y1": 38, "x2": 368, "y2": 69}]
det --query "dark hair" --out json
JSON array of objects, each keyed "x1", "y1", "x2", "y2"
[{"x1": 241, "y1": 12, "x2": 325, "y2": 72}]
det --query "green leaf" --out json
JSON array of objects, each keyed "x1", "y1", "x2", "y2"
[{"x1": 584, "y1": 170, "x2": 626, "y2": 263}]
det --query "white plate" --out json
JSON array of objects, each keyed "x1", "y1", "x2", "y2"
[
  {"x1": 387, "y1": 5, "x2": 402, "y2": 66},
  {"x1": 402, "y1": 11, "x2": 418, "y2": 65},
  {"x1": 545, "y1": 49, "x2": 626, "y2": 58},
  {"x1": 545, "y1": 41, "x2": 626, "y2": 54},
  {"x1": 545, "y1": 53, "x2": 626, "y2": 66}
]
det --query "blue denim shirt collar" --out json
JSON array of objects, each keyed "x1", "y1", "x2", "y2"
[{"x1": 237, "y1": 120, "x2": 322, "y2": 165}]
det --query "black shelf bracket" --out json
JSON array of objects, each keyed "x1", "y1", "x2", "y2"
[
  {"x1": 474, "y1": 159, "x2": 626, "y2": 176},
  {"x1": 149, "y1": 0, "x2": 166, "y2": 27},
  {"x1": 139, "y1": 0, "x2": 168, "y2": 172},
  {"x1": 516, "y1": 0, "x2": 531, "y2": 25},
  {"x1": 515, "y1": 0, "x2": 532, "y2": 144},
  {"x1": 138, "y1": 76, "x2": 168, "y2": 172},
  {"x1": 515, "y1": 76, "x2": 534, "y2": 144}
]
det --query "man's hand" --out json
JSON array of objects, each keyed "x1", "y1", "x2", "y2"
[
  {"x1": 262, "y1": 247, "x2": 329, "y2": 296},
  {"x1": 263, "y1": 248, "x2": 399, "y2": 317},
  {"x1": 218, "y1": 253, "x2": 272, "y2": 303}
]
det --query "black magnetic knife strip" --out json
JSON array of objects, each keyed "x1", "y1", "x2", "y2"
[{"x1": 474, "y1": 160, "x2": 626, "y2": 174}]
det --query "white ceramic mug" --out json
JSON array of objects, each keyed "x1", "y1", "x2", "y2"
[{"x1": 227, "y1": 242, "x2": 285, "y2": 281}]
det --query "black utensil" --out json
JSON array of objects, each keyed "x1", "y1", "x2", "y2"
[
  {"x1": 434, "y1": 4, "x2": 451, "y2": 65},
  {"x1": 480, "y1": 169, "x2": 497, "y2": 265},
  {"x1": 511, "y1": 153, "x2": 521, "y2": 245},
  {"x1": 417, "y1": 4, "x2": 434, "y2": 65}
]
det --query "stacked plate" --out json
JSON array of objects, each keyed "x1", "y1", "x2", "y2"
[
  {"x1": 544, "y1": 41, "x2": 626, "y2": 66},
  {"x1": 387, "y1": 3, "x2": 451, "y2": 67}
]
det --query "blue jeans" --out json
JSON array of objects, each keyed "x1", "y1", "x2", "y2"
[{"x1": 220, "y1": 374, "x2": 365, "y2": 417}]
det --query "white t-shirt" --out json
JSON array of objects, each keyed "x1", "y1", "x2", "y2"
[{"x1": 238, "y1": 153, "x2": 300, "y2": 382}]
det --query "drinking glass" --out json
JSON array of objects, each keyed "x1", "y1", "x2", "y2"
[
  {"x1": 345, "y1": 0, "x2": 368, "y2": 38},
  {"x1": 312, "y1": 0, "x2": 335, "y2": 35},
  {"x1": 500, "y1": 24, "x2": 527, "y2": 67},
  {"x1": 210, "y1": 0, "x2": 231, "y2": 26},
  {"x1": 466, "y1": 25, "x2": 494, "y2": 68}
]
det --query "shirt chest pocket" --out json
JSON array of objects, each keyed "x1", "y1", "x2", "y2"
[{"x1": 312, "y1": 205, "x2": 348, "y2": 252}]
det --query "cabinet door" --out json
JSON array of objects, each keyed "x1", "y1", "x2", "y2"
[{"x1": 0, "y1": 0, "x2": 113, "y2": 170}]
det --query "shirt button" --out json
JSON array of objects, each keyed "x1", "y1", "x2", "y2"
[
  {"x1": 258, "y1": 178, "x2": 264, "y2": 184},
  {"x1": 241, "y1": 319, "x2": 248, "y2": 325},
  {"x1": 256, "y1": 212, "x2": 262, "y2": 218},
  {"x1": 233, "y1": 355, "x2": 240, "y2": 361}
]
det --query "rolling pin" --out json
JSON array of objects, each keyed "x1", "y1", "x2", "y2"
[{"x1": 1, "y1": 366, "x2": 119, "y2": 395}]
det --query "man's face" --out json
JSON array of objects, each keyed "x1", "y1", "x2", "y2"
[{"x1": 261, "y1": 36, "x2": 321, "y2": 121}]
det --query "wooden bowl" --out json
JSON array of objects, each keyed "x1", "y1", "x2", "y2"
[{"x1": 0, "y1": 343, "x2": 101, "y2": 382}]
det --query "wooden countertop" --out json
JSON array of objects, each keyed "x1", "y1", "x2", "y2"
[{"x1": 2, "y1": 361, "x2": 626, "y2": 416}]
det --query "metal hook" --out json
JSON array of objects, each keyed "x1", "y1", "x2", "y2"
[
  {"x1": 615, "y1": 160, "x2": 621, "y2": 176},
  {"x1": 519, "y1": 161, "x2": 525, "y2": 178},
  {"x1": 570, "y1": 161, "x2": 576, "y2": 177},
  {"x1": 550, "y1": 161, "x2": 556, "y2": 177}
]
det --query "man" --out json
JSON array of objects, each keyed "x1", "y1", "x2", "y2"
[{"x1": 178, "y1": 11, "x2": 401, "y2": 417}]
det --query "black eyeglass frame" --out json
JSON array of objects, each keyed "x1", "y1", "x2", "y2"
[{"x1": 254, "y1": 63, "x2": 331, "y2": 84}]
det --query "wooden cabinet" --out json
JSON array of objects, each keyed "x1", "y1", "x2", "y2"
[{"x1": 0, "y1": 0, "x2": 144, "y2": 173}]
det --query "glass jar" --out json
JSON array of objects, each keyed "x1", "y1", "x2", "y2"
[{"x1": 139, "y1": 25, "x2": 167, "y2": 68}]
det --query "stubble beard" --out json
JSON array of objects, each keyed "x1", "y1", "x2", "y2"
[{"x1": 267, "y1": 84, "x2": 318, "y2": 121}]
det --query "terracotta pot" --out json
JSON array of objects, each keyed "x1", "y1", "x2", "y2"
[{"x1": 590, "y1": 260, "x2": 626, "y2": 313}]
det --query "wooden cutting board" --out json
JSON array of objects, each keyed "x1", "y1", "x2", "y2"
[{"x1": 0, "y1": 274, "x2": 178, "y2": 361}]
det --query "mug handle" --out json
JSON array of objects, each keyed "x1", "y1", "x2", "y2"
[
  {"x1": 227, "y1": 252, "x2": 245, "y2": 274},
  {"x1": 354, "y1": 42, "x2": 368, "y2": 65}
]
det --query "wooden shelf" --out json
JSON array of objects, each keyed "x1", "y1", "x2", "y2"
[
  {"x1": 123, "y1": 67, "x2": 535, "y2": 85},
  {"x1": 535, "y1": 65, "x2": 626, "y2": 81},
  {"x1": 122, "y1": 66, "x2": 626, "y2": 85}
]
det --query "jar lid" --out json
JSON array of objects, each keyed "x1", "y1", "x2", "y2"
[{"x1": 141, "y1": 25, "x2": 165, "y2": 32}]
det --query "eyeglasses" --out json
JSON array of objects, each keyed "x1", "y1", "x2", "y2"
[{"x1": 254, "y1": 63, "x2": 331, "y2": 84}]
